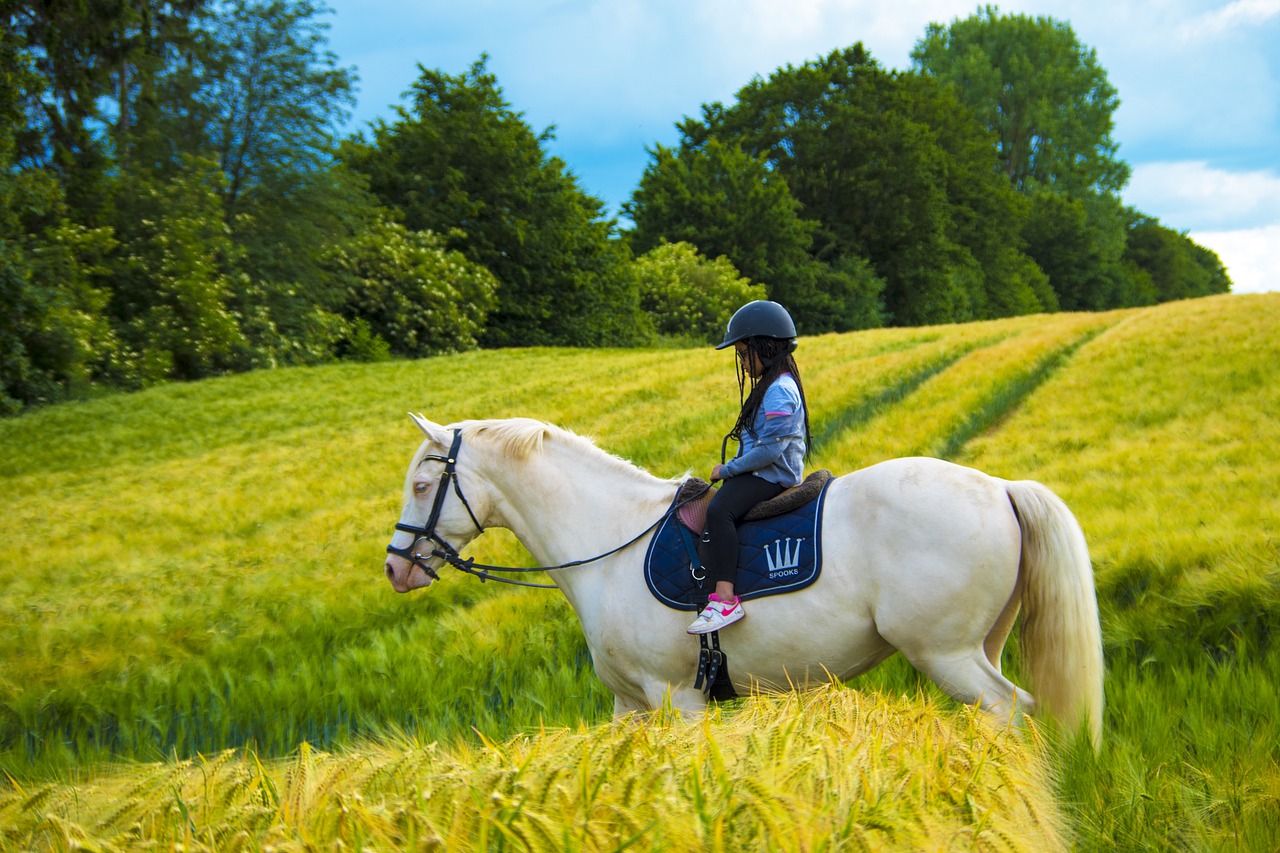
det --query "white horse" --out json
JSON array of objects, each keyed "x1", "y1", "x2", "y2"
[{"x1": 383, "y1": 416, "x2": 1104, "y2": 747}]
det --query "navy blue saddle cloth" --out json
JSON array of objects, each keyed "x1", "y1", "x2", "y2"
[{"x1": 644, "y1": 477, "x2": 833, "y2": 611}]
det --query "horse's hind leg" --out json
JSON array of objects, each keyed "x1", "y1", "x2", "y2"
[
  {"x1": 984, "y1": 570, "x2": 1025, "y2": 674},
  {"x1": 907, "y1": 649, "x2": 1037, "y2": 726}
]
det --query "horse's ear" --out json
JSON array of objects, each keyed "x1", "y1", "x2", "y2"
[{"x1": 408, "y1": 413, "x2": 450, "y2": 444}]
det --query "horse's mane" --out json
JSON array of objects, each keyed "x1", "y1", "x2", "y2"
[
  {"x1": 456, "y1": 418, "x2": 555, "y2": 460},
  {"x1": 456, "y1": 418, "x2": 677, "y2": 487}
]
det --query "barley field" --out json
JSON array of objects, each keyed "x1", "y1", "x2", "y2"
[{"x1": 1, "y1": 293, "x2": 1277, "y2": 850}]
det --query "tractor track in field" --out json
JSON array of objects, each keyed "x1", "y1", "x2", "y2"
[
  {"x1": 935, "y1": 323, "x2": 1113, "y2": 459},
  {"x1": 814, "y1": 319, "x2": 1117, "y2": 461}
]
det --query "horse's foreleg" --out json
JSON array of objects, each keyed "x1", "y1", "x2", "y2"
[
  {"x1": 612, "y1": 684, "x2": 708, "y2": 719},
  {"x1": 667, "y1": 686, "x2": 712, "y2": 718},
  {"x1": 632, "y1": 681, "x2": 708, "y2": 719},
  {"x1": 613, "y1": 692, "x2": 648, "y2": 719}
]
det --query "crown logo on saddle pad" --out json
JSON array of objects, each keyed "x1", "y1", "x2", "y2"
[{"x1": 765, "y1": 537, "x2": 806, "y2": 574}]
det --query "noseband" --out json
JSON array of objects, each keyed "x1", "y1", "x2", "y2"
[{"x1": 386, "y1": 428, "x2": 484, "y2": 581}]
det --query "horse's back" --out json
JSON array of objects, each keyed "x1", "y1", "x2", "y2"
[
  {"x1": 832, "y1": 456, "x2": 1019, "y2": 536},
  {"x1": 820, "y1": 457, "x2": 1022, "y2": 620}
]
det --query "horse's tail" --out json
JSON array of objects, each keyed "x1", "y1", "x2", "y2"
[{"x1": 1005, "y1": 480, "x2": 1104, "y2": 749}]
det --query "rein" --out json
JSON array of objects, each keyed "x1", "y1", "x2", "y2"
[{"x1": 387, "y1": 428, "x2": 690, "y2": 589}]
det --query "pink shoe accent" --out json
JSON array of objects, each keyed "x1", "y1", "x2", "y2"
[{"x1": 708, "y1": 593, "x2": 741, "y2": 615}]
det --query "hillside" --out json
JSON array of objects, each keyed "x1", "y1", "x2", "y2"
[{"x1": 1, "y1": 294, "x2": 1277, "y2": 849}]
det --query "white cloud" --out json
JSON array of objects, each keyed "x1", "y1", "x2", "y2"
[
  {"x1": 1182, "y1": 0, "x2": 1280, "y2": 38},
  {"x1": 1190, "y1": 225, "x2": 1280, "y2": 293},
  {"x1": 1126, "y1": 161, "x2": 1280, "y2": 232},
  {"x1": 476, "y1": 0, "x2": 967, "y2": 148}
]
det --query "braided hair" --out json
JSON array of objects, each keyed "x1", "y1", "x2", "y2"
[{"x1": 721, "y1": 336, "x2": 813, "y2": 464}]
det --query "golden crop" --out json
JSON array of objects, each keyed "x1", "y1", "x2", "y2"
[{"x1": 2, "y1": 293, "x2": 1277, "y2": 849}]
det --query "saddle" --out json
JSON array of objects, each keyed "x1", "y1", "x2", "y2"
[
  {"x1": 644, "y1": 471, "x2": 835, "y2": 612},
  {"x1": 676, "y1": 469, "x2": 834, "y2": 533}
]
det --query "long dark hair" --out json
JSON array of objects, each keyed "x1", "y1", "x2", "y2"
[{"x1": 721, "y1": 336, "x2": 813, "y2": 464}]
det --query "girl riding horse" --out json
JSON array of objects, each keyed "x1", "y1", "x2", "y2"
[{"x1": 688, "y1": 301, "x2": 815, "y2": 634}]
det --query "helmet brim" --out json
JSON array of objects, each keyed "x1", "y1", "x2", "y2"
[{"x1": 714, "y1": 336, "x2": 742, "y2": 351}]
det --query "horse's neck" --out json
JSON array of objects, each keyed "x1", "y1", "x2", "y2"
[{"x1": 482, "y1": 438, "x2": 675, "y2": 570}]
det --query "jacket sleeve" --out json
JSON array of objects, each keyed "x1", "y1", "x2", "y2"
[{"x1": 720, "y1": 383, "x2": 803, "y2": 477}]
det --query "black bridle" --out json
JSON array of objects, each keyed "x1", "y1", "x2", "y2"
[
  {"x1": 386, "y1": 428, "x2": 488, "y2": 582},
  {"x1": 386, "y1": 428, "x2": 686, "y2": 588}
]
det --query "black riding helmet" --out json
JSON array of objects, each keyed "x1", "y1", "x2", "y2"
[{"x1": 716, "y1": 300, "x2": 798, "y2": 352}]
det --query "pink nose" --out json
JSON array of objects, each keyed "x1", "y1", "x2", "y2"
[{"x1": 384, "y1": 555, "x2": 422, "y2": 593}]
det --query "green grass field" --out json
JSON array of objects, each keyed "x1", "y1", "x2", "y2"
[{"x1": 2, "y1": 294, "x2": 1277, "y2": 849}]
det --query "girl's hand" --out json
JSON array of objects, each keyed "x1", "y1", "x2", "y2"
[{"x1": 710, "y1": 464, "x2": 726, "y2": 481}]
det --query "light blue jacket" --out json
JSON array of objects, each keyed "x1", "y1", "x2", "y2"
[{"x1": 720, "y1": 373, "x2": 806, "y2": 487}]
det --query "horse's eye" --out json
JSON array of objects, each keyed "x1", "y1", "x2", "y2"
[{"x1": 414, "y1": 482, "x2": 429, "y2": 494}]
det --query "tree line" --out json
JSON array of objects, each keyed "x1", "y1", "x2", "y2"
[{"x1": 1, "y1": 1, "x2": 1230, "y2": 414}]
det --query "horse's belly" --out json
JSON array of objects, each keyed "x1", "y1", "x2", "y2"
[{"x1": 723, "y1": 616, "x2": 892, "y2": 692}]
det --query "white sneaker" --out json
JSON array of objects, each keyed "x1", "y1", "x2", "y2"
[{"x1": 687, "y1": 595, "x2": 745, "y2": 634}]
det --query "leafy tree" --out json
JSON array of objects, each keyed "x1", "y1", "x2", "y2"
[
  {"x1": 911, "y1": 6, "x2": 1128, "y2": 196},
  {"x1": 673, "y1": 44, "x2": 1042, "y2": 327},
  {"x1": 1183, "y1": 240, "x2": 1232, "y2": 297},
  {"x1": 225, "y1": 164, "x2": 377, "y2": 366},
  {"x1": 15, "y1": 222, "x2": 120, "y2": 396},
  {"x1": 1124, "y1": 218, "x2": 1231, "y2": 302},
  {"x1": 7, "y1": 0, "x2": 209, "y2": 222},
  {"x1": 325, "y1": 218, "x2": 498, "y2": 357},
  {"x1": 1, "y1": 30, "x2": 58, "y2": 412},
  {"x1": 806, "y1": 255, "x2": 888, "y2": 332},
  {"x1": 343, "y1": 55, "x2": 647, "y2": 347},
  {"x1": 625, "y1": 139, "x2": 817, "y2": 311},
  {"x1": 0, "y1": 29, "x2": 121, "y2": 412},
  {"x1": 0, "y1": 166, "x2": 118, "y2": 413},
  {"x1": 911, "y1": 8, "x2": 1231, "y2": 313},
  {"x1": 1021, "y1": 189, "x2": 1152, "y2": 310},
  {"x1": 626, "y1": 135, "x2": 889, "y2": 333},
  {"x1": 108, "y1": 157, "x2": 249, "y2": 382},
  {"x1": 185, "y1": 0, "x2": 355, "y2": 219},
  {"x1": 898, "y1": 72, "x2": 1057, "y2": 316},
  {"x1": 632, "y1": 242, "x2": 765, "y2": 344},
  {"x1": 130, "y1": 0, "x2": 366, "y2": 365}
]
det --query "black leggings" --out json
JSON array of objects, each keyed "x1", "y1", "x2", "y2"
[{"x1": 701, "y1": 474, "x2": 785, "y2": 586}]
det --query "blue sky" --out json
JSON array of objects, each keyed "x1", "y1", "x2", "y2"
[{"x1": 323, "y1": 0, "x2": 1279, "y2": 293}]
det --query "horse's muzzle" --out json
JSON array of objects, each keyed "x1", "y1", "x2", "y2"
[{"x1": 384, "y1": 553, "x2": 436, "y2": 593}]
